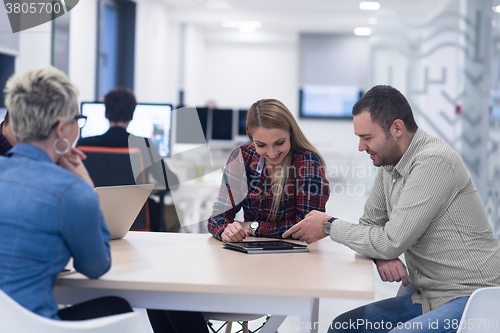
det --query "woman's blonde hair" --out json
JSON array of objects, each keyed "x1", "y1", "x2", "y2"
[
  {"x1": 246, "y1": 99, "x2": 325, "y2": 219},
  {"x1": 4, "y1": 66, "x2": 79, "y2": 143}
]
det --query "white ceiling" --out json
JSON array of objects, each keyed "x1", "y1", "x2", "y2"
[{"x1": 162, "y1": 0, "x2": 454, "y2": 35}]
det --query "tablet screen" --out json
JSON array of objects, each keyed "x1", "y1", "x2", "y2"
[
  {"x1": 230, "y1": 241, "x2": 306, "y2": 250},
  {"x1": 224, "y1": 240, "x2": 307, "y2": 250}
]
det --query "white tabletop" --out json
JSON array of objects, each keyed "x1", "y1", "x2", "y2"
[{"x1": 55, "y1": 231, "x2": 374, "y2": 332}]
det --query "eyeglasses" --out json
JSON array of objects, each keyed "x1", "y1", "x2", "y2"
[{"x1": 74, "y1": 115, "x2": 87, "y2": 129}]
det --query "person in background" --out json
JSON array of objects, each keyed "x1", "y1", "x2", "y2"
[
  {"x1": 283, "y1": 85, "x2": 500, "y2": 333},
  {"x1": 77, "y1": 87, "x2": 179, "y2": 191},
  {"x1": 0, "y1": 66, "x2": 133, "y2": 320},
  {"x1": 208, "y1": 98, "x2": 330, "y2": 242},
  {"x1": 77, "y1": 87, "x2": 179, "y2": 232},
  {"x1": 0, "y1": 112, "x2": 18, "y2": 155}
]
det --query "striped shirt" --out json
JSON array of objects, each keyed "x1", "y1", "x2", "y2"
[
  {"x1": 208, "y1": 144, "x2": 330, "y2": 240},
  {"x1": 330, "y1": 128, "x2": 500, "y2": 312}
]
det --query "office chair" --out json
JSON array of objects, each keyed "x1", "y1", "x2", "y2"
[
  {"x1": 0, "y1": 290, "x2": 153, "y2": 333},
  {"x1": 78, "y1": 146, "x2": 152, "y2": 231},
  {"x1": 456, "y1": 287, "x2": 500, "y2": 332},
  {"x1": 396, "y1": 284, "x2": 500, "y2": 332}
]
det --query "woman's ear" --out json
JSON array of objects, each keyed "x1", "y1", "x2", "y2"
[{"x1": 54, "y1": 119, "x2": 67, "y2": 139}]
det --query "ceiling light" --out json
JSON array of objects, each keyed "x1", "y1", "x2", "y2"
[
  {"x1": 493, "y1": 5, "x2": 500, "y2": 12},
  {"x1": 360, "y1": 2, "x2": 380, "y2": 10},
  {"x1": 368, "y1": 17, "x2": 378, "y2": 25},
  {"x1": 222, "y1": 20, "x2": 262, "y2": 33},
  {"x1": 206, "y1": 0, "x2": 232, "y2": 10},
  {"x1": 354, "y1": 27, "x2": 372, "y2": 36}
]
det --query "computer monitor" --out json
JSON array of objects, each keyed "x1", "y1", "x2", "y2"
[
  {"x1": 80, "y1": 102, "x2": 173, "y2": 157},
  {"x1": 211, "y1": 108, "x2": 233, "y2": 141},
  {"x1": 299, "y1": 85, "x2": 361, "y2": 119},
  {"x1": 237, "y1": 109, "x2": 248, "y2": 136},
  {"x1": 175, "y1": 106, "x2": 208, "y2": 145}
]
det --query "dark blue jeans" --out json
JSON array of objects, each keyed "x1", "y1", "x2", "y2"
[{"x1": 327, "y1": 294, "x2": 469, "y2": 333}]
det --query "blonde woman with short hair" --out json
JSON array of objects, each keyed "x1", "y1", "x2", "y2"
[{"x1": 0, "y1": 66, "x2": 132, "y2": 320}]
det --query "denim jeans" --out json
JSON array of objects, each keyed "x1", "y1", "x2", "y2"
[{"x1": 327, "y1": 294, "x2": 469, "y2": 333}]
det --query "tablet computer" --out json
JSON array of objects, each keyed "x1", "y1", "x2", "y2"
[{"x1": 223, "y1": 240, "x2": 308, "y2": 254}]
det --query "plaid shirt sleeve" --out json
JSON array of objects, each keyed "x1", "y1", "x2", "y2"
[{"x1": 208, "y1": 147, "x2": 248, "y2": 240}]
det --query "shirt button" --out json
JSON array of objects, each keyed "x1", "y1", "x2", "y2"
[{"x1": 393, "y1": 178, "x2": 396, "y2": 183}]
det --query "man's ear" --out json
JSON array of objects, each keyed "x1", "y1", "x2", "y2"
[{"x1": 391, "y1": 119, "x2": 405, "y2": 138}]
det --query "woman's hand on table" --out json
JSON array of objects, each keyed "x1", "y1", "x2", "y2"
[{"x1": 221, "y1": 221, "x2": 251, "y2": 242}]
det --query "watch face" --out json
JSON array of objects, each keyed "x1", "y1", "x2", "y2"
[{"x1": 323, "y1": 221, "x2": 331, "y2": 234}]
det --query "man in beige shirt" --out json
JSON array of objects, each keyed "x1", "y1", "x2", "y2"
[{"x1": 283, "y1": 85, "x2": 500, "y2": 333}]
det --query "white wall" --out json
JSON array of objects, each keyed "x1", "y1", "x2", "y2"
[
  {"x1": 14, "y1": 22, "x2": 52, "y2": 77},
  {"x1": 68, "y1": 0, "x2": 98, "y2": 102},
  {"x1": 181, "y1": 30, "x2": 367, "y2": 170},
  {"x1": 203, "y1": 39, "x2": 299, "y2": 110},
  {"x1": 135, "y1": 0, "x2": 177, "y2": 104},
  {"x1": 299, "y1": 34, "x2": 370, "y2": 89},
  {"x1": 183, "y1": 24, "x2": 207, "y2": 106}
]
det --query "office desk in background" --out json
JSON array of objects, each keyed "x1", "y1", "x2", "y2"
[{"x1": 55, "y1": 232, "x2": 374, "y2": 333}]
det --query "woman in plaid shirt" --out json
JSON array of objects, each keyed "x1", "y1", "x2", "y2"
[{"x1": 208, "y1": 99, "x2": 330, "y2": 241}]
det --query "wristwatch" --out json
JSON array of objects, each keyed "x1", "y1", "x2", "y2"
[
  {"x1": 249, "y1": 221, "x2": 259, "y2": 236},
  {"x1": 323, "y1": 217, "x2": 337, "y2": 235}
]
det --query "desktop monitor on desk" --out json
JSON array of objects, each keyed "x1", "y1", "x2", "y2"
[
  {"x1": 211, "y1": 108, "x2": 233, "y2": 141},
  {"x1": 235, "y1": 109, "x2": 250, "y2": 143},
  {"x1": 80, "y1": 102, "x2": 173, "y2": 157},
  {"x1": 175, "y1": 106, "x2": 209, "y2": 144},
  {"x1": 175, "y1": 107, "x2": 236, "y2": 146}
]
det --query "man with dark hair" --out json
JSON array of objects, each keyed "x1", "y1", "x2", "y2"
[
  {"x1": 104, "y1": 87, "x2": 137, "y2": 125},
  {"x1": 0, "y1": 112, "x2": 18, "y2": 156},
  {"x1": 77, "y1": 87, "x2": 179, "y2": 234},
  {"x1": 283, "y1": 85, "x2": 500, "y2": 333},
  {"x1": 352, "y1": 85, "x2": 418, "y2": 133},
  {"x1": 77, "y1": 87, "x2": 178, "y2": 191}
]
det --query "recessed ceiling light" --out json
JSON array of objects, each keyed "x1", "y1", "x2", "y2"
[
  {"x1": 360, "y1": 2, "x2": 380, "y2": 10},
  {"x1": 493, "y1": 5, "x2": 500, "y2": 12},
  {"x1": 206, "y1": 0, "x2": 232, "y2": 10},
  {"x1": 222, "y1": 20, "x2": 262, "y2": 33},
  {"x1": 354, "y1": 27, "x2": 372, "y2": 36}
]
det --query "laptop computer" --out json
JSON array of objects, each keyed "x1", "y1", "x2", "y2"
[
  {"x1": 94, "y1": 184, "x2": 155, "y2": 239},
  {"x1": 223, "y1": 240, "x2": 309, "y2": 254}
]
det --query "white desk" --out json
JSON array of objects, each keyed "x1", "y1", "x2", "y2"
[{"x1": 55, "y1": 232, "x2": 374, "y2": 333}]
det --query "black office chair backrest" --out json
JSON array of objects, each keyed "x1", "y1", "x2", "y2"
[{"x1": 78, "y1": 146, "x2": 150, "y2": 231}]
